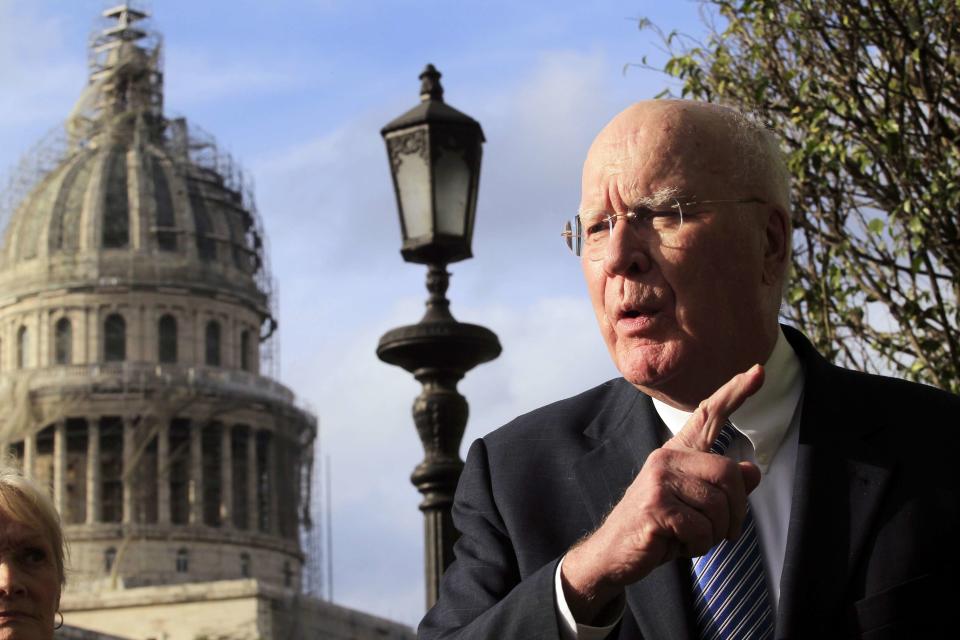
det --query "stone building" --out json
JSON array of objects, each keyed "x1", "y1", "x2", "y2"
[{"x1": 0, "y1": 5, "x2": 414, "y2": 639}]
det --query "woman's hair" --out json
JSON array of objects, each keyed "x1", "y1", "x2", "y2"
[{"x1": 0, "y1": 462, "x2": 66, "y2": 587}]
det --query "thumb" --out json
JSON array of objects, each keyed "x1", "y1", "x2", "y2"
[
  {"x1": 667, "y1": 364, "x2": 765, "y2": 452},
  {"x1": 739, "y1": 461, "x2": 762, "y2": 494}
]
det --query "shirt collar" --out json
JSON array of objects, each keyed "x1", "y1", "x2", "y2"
[{"x1": 652, "y1": 329, "x2": 804, "y2": 472}]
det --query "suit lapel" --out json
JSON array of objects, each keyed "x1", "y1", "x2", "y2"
[
  {"x1": 573, "y1": 383, "x2": 695, "y2": 640},
  {"x1": 777, "y1": 328, "x2": 895, "y2": 637}
]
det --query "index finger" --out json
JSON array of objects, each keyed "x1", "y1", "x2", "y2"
[{"x1": 666, "y1": 364, "x2": 765, "y2": 452}]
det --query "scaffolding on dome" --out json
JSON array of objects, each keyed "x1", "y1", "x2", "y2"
[
  {"x1": 0, "y1": 127, "x2": 69, "y2": 245},
  {"x1": 0, "y1": 2, "x2": 280, "y2": 367}
]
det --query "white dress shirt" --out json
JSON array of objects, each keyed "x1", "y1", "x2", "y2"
[{"x1": 555, "y1": 329, "x2": 805, "y2": 639}]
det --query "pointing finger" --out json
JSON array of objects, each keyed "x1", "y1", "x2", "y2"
[{"x1": 666, "y1": 364, "x2": 765, "y2": 452}]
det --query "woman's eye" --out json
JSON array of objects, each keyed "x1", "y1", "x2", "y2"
[{"x1": 23, "y1": 548, "x2": 47, "y2": 563}]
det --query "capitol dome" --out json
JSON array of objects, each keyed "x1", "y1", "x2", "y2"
[
  {"x1": 0, "y1": 17, "x2": 269, "y2": 321},
  {"x1": 0, "y1": 3, "x2": 319, "y2": 625}
]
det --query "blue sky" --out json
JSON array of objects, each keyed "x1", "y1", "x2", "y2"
[{"x1": 0, "y1": 0, "x2": 712, "y2": 626}]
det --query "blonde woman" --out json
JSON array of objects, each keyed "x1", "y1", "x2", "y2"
[{"x1": 0, "y1": 465, "x2": 65, "y2": 640}]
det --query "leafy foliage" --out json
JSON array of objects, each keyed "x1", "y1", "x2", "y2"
[{"x1": 642, "y1": 0, "x2": 960, "y2": 392}]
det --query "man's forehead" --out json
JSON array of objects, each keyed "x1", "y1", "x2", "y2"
[
  {"x1": 589, "y1": 103, "x2": 732, "y2": 162},
  {"x1": 582, "y1": 102, "x2": 740, "y2": 204}
]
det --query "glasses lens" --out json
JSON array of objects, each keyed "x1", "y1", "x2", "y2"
[
  {"x1": 659, "y1": 199, "x2": 683, "y2": 235},
  {"x1": 561, "y1": 200, "x2": 686, "y2": 260},
  {"x1": 562, "y1": 217, "x2": 585, "y2": 256}
]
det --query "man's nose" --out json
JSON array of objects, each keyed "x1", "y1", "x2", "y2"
[
  {"x1": 602, "y1": 220, "x2": 652, "y2": 276},
  {"x1": 0, "y1": 560, "x2": 27, "y2": 598}
]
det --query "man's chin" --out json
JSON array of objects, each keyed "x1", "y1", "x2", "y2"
[
  {"x1": 617, "y1": 358, "x2": 678, "y2": 393},
  {"x1": 615, "y1": 349, "x2": 702, "y2": 407}
]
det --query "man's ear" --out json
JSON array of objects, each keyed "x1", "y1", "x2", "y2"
[{"x1": 761, "y1": 204, "x2": 790, "y2": 286}]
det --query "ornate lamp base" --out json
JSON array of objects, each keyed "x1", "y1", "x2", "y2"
[{"x1": 377, "y1": 264, "x2": 501, "y2": 609}]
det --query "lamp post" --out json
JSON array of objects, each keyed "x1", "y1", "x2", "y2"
[{"x1": 378, "y1": 64, "x2": 501, "y2": 609}]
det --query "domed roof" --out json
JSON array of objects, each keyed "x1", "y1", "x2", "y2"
[{"x1": 0, "y1": 6, "x2": 271, "y2": 320}]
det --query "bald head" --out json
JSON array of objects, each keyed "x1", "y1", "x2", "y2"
[{"x1": 585, "y1": 100, "x2": 791, "y2": 216}]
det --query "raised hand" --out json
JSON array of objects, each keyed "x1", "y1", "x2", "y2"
[{"x1": 560, "y1": 365, "x2": 765, "y2": 623}]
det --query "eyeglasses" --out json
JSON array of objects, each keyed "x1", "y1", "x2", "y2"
[{"x1": 561, "y1": 197, "x2": 765, "y2": 261}]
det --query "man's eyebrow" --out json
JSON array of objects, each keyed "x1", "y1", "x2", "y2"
[{"x1": 625, "y1": 186, "x2": 683, "y2": 209}]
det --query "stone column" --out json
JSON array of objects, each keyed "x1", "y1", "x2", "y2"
[
  {"x1": 157, "y1": 420, "x2": 171, "y2": 525},
  {"x1": 189, "y1": 422, "x2": 203, "y2": 525},
  {"x1": 87, "y1": 308, "x2": 99, "y2": 365},
  {"x1": 122, "y1": 418, "x2": 135, "y2": 524},
  {"x1": 192, "y1": 309, "x2": 200, "y2": 364},
  {"x1": 40, "y1": 311, "x2": 50, "y2": 366},
  {"x1": 35, "y1": 310, "x2": 43, "y2": 367},
  {"x1": 53, "y1": 421, "x2": 67, "y2": 513},
  {"x1": 86, "y1": 418, "x2": 100, "y2": 524},
  {"x1": 145, "y1": 307, "x2": 156, "y2": 362},
  {"x1": 23, "y1": 431, "x2": 36, "y2": 479},
  {"x1": 137, "y1": 305, "x2": 146, "y2": 362},
  {"x1": 268, "y1": 433, "x2": 280, "y2": 535},
  {"x1": 221, "y1": 424, "x2": 233, "y2": 527},
  {"x1": 247, "y1": 428, "x2": 259, "y2": 531}
]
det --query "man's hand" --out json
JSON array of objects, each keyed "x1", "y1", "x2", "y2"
[{"x1": 560, "y1": 365, "x2": 765, "y2": 624}]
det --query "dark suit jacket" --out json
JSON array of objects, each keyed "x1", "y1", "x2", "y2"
[{"x1": 420, "y1": 327, "x2": 960, "y2": 639}]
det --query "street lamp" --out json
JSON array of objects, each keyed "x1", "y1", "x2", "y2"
[{"x1": 378, "y1": 64, "x2": 502, "y2": 609}]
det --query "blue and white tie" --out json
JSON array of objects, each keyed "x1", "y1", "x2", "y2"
[{"x1": 691, "y1": 422, "x2": 774, "y2": 640}]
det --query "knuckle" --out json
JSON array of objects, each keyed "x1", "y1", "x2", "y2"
[
  {"x1": 722, "y1": 460, "x2": 746, "y2": 492},
  {"x1": 647, "y1": 447, "x2": 670, "y2": 466}
]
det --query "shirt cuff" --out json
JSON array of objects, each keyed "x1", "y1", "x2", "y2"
[{"x1": 554, "y1": 555, "x2": 623, "y2": 640}]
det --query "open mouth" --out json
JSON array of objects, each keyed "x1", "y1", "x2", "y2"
[{"x1": 619, "y1": 305, "x2": 658, "y2": 320}]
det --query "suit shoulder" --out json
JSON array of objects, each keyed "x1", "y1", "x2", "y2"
[
  {"x1": 481, "y1": 377, "x2": 630, "y2": 447},
  {"x1": 829, "y1": 364, "x2": 960, "y2": 414},
  {"x1": 821, "y1": 364, "x2": 960, "y2": 456}
]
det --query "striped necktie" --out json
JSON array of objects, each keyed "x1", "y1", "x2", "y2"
[{"x1": 691, "y1": 422, "x2": 774, "y2": 640}]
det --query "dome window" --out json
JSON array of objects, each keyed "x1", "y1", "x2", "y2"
[
  {"x1": 175, "y1": 548, "x2": 189, "y2": 573},
  {"x1": 54, "y1": 318, "x2": 72, "y2": 365},
  {"x1": 240, "y1": 553, "x2": 251, "y2": 578},
  {"x1": 240, "y1": 330, "x2": 251, "y2": 372},
  {"x1": 158, "y1": 315, "x2": 177, "y2": 363},
  {"x1": 102, "y1": 149, "x2": 130, "y2": 249},
  {"x1": 151, "y1": 158, "x2": 177, "y2": 252},
  {"x1": 104, "y1": 314, "x2": 126, "y2": 362},
  {"x1": 205, "y1": 321, "x2": 221, "y2": 366},
  {"x1": 104, "y1": 547, "x2": 116, "y2": 573},
  {"x1": 16, "y1": 326, "x2": 29, "y2": 369},
  {"x1": 189, "y1": 183, "x2": 217, "y2": 261}
]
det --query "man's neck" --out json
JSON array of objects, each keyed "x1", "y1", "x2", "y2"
[{"x1": 641, "y1": 329, "x2": 781, "y2": 411}]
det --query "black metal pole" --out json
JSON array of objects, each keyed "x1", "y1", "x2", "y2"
[{"x1": 377, "y1": 264, "x2": 500, "y2": 609}]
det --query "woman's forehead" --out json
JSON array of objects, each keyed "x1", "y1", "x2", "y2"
[{"x1": 0, "y1": 517, "x2": 47, "y2": 549}]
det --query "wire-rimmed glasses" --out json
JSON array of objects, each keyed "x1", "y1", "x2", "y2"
[{"x1": 561, "y1": 197, "x2": 765, "y2": 261}]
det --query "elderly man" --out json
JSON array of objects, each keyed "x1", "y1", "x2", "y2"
[{"x1": 419, "y1": 101, "x2": 959, "y2": 639}]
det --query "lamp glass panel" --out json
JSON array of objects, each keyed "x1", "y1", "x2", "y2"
[
  {"x1": 433, "y1": 144, "x2": 471, "y2": 236},
  {"x1": 395, "y1": 148, "x2": 432, "y2": 239}
]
